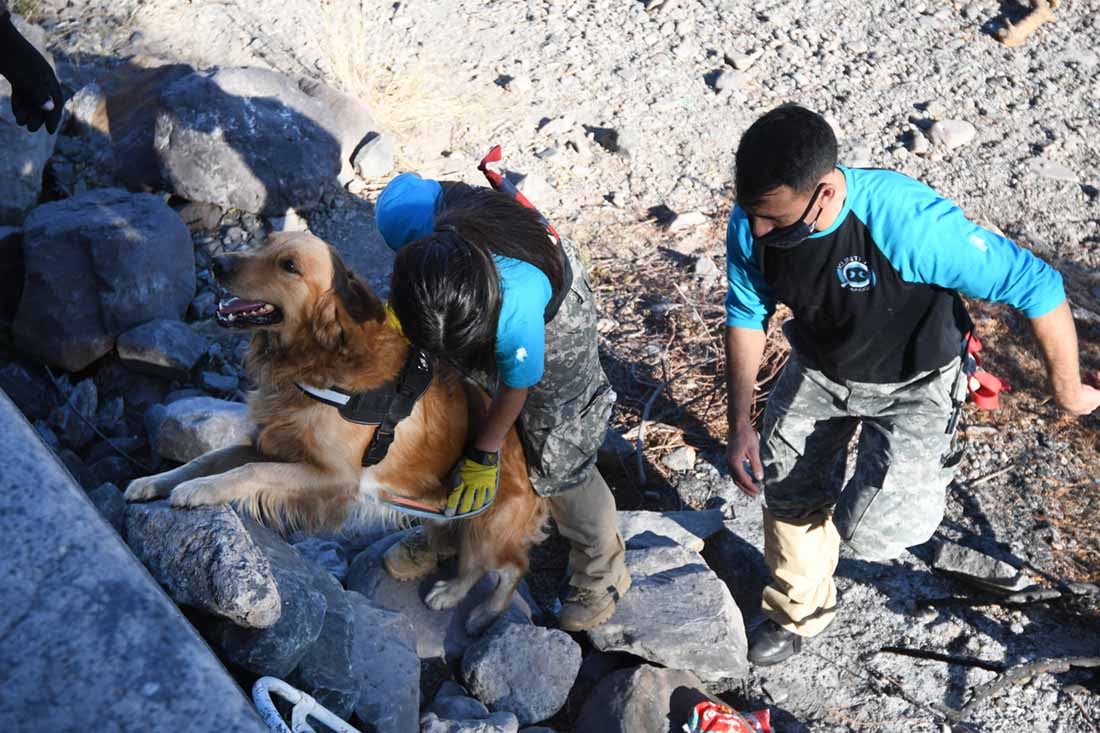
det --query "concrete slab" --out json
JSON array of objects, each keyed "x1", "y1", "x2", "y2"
[{"x1": 0, "y1": 390, "x2": 266, "y2": 732}]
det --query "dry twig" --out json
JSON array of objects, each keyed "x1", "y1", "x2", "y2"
[{"x1": 996, "y1": 0, "x2": 1060, "y2": 48}]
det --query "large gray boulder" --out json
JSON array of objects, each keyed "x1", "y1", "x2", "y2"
[
  {"x1": 348, "y1": 591, "x2": 420, "y2": 732},
  {"x1": 0, "y1": 17, "x2": 57, "y2": 225},
  {"x1": 13, "y1": 189, "x2": 194, "y2": 371},
  {"x1": 461, "y1": 623, "x2": 581, "y2": 725},
  {"x1": 125, "y1": 501, "x2": 281, "y2": 628},
  {"x1": 153, "y1": 396, "x2": 253, "y2": 463},
  {"x1": 617, "y1": 509, "x2": 725, "y2": 552},
  {"x1": 573, "y1": 665, "x2": 715, "y2": 733},
  {"x1": 154, "y1": 67, "x2": 342, "y2": 215},
  {"x1": 0, "y1": 390, "x2": 267, "y2": 732},
  {"x1": 215, "y1": 518, "x2": 328, "y2": 677},
  {"x1": 293, "y1": 580, "x2": 419, "y2": 732},
  {"x1": 345, "y1": 531, "x2": 535, "y2": 667},
  {"x1": 586, "y1": 544, "x2": 748, "y2": 683}
]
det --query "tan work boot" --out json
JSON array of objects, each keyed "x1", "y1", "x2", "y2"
[
  {"x1": 383, "y1": 526, "x2": 442, "y2": 582},
  {"x1": 558, "y1": 572, "x2": 632, "y2": 632}
]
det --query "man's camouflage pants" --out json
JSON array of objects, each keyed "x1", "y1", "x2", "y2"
[{"x1": 759, "y1": 350, "x2": 965, "y2": 636}]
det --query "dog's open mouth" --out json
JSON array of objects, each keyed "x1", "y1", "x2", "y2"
[{"x1": 216, "y1": 296, "x2": 283, "y2": 328}]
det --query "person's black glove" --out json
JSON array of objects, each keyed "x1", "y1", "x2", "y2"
[{"x1": 0, "y1": 11, "x2": 63, "y2": 134}]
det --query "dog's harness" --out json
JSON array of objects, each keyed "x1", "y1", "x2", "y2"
[{"x1": 295, "y1": 342, "x2": 434, "y2": 468}]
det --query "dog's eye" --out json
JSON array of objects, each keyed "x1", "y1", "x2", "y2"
[{"x1": 280, "y1": 259, "x2": 298, "y2": 274}]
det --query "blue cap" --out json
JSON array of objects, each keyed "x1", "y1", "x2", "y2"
[{"x1": 375, "y1": 172, "x2": 444, "y2": 251}]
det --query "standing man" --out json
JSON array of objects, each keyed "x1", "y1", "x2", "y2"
[
  {"x1": 724, "y1": 104, "x2": 1098, "y2": 666},
  {"x1": 0, "y1": 0, "x2": 64, "y2": 133}
]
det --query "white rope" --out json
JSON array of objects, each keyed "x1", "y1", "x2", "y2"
[{"x1": 252, "y1": 677, "x2": 362, "y2": 733}]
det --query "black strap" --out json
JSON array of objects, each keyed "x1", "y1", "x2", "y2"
[
  {"x1": 362, "y1": 347, "x2": 434, "y2": 467},
  {"x1": 543, "y1": 240, "x2": 573, "y2": 323}
]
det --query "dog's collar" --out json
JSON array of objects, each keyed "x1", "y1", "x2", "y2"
[{"x1": 295, "y1": 346, "x2": 434, "y2": 467}]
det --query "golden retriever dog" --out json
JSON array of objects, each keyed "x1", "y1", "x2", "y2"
[{"x1": 125, "y1": 231, "x2": 547, "y2": 634}]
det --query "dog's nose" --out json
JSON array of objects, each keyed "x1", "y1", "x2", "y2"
[{"x1": 212, "y1": 255, "x2": 237, "y2": 281}]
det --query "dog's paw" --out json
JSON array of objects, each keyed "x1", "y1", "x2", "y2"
[
  {"x1": 124, "y1": 474, "x2": 175, "y2": 502},
  {"x1": 169, "y1": 477, "x2": 229, "y2": 508},
  {"x1": 464, "y1": 601, "x2": 502, "y2": 637},
  {"x1": 424, "y1": 579, "x2": 465, "y2": 612}
]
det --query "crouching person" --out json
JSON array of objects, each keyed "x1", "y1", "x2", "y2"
[
  {"x1": 723, "y1": 105, "x2": 1099, "y2": 666},
  {"x1": 375, "y1": 172, "x2": 631, "y2": 630}
]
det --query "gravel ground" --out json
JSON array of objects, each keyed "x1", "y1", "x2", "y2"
[{"x1": 26, "y1": 0, "x2": 1100, "y2": 730}]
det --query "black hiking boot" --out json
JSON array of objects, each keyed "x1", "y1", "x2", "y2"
[{"x1": 748, "y1": 619, "x2": 803, "y2": 667}]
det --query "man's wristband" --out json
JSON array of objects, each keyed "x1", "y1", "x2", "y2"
[{"x1": 465, "y1": 448, "x2": 499, "y2": 467}]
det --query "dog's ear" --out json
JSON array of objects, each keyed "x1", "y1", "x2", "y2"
[
  {"x1": 330, "y1": 249, "x2": 385, "y2": 323},
  {"x1": 311, "y1": 290, "x2": 344, "y2": 351}
]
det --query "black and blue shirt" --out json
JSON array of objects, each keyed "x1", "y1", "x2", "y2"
[{"x1": 726, "y1": 166, "x2": 1066, "y2": 383}]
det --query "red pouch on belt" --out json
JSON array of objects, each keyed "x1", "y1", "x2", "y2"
[{"x1": 963, "y1": 334, "x2": 1008, "y2": 411}]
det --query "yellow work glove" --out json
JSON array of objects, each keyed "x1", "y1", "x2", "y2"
[{"x1": 444, "y1": 449, "x2": 500, "y2": 518}]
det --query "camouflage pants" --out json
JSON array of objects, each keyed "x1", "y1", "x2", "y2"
[{"x1": 759, "y1": 350, "x2": 965, "y2": 635}]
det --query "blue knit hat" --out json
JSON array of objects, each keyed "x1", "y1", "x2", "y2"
[{"x1": 375, "y1": 172, "x2": 444, "y2": 250}]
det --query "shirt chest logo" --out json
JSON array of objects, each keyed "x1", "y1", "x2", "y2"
[{"x1": 836, "y1": 256, "x2": 876, "y2": 292}]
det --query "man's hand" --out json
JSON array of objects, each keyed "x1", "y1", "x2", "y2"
[
  {"x1": 444, "y1": 450, "x2": 500, "y2": 518},
  {"x1": 1029, "y1": 301, "x2": 1100, "y2": 417},
  {"x1": 1058, "y1": 369, "x2": 1100, "y2": 415},
  {"x1": 0, "y1": 13, "x2": 64, "y2": 134},
  {"x1": 726, "y1": 420, "x2": 763, "y2": 497}
]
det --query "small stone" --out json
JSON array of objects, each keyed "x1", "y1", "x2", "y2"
[
  {"x1": 661, "y1": 445, "x2": 697, "y2": 471},
  {"x1": 929, "y1": 119, "x2": 977, "y2": 149},
  {"x1": 293, "y1": 538, "x2": 349, "y2": 582},
  {"x1": 200, "y1": 371, "x2": 240, "y2": 394},
  {"x1": 0, "y1": 363, "x2": 54, "y2": 421},
  {"x1": 88, "y1": 482, "x2": 126, "y2": 533},
  {"x1": 692, "y1": 256, "x2": 719, "y2": 279},
  {"x1": 506, "y1": 75, "x2": 532, "y2": 93},
  {"x1": 713, "y1": 69, "x2": 749, "y2": 93},
  {"x1": 538, "y1": 115, "x2": 575, "y2": 137},
  {"x1": 190, "y1": 291, "x2": 218, "y2": 320},
  {"x1": 932, "y1": 540, "x2": 1028, "y2": 592},
  {"x1": 727, "y1": 51, "x2": 759, "y2": 70},
  {"x1": 117, "y1": 319, "x2": 209, "y2": 380},
  {"x1": 667, "y1": 210, "x2": 709, "y2": 231},
  {"x1": 1026, "y1": 158, "x2": 1076, "y2": 183},
  {"x1": 907, "y1": 132, "x2": 931, "y2": 156},
  {"x1": 891, "y1": 146, "x2": 909, "y2": 160},
  {"x1": 353, "y1": 133, "x2": 397, "y2": 179},
  {"x1": 47, "y1": 378, "x2": 98, "y2": 450},
  {"x1": 34, "y1": 420, "x2": 61, "y2": 453},
  {"x1": 153, "y1": 396, "x2": 253, "y2": 463}
]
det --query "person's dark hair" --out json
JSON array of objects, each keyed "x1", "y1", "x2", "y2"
[
  {"x1": 389, "y1": 186, "x2": 565, "y2": 372},
  {"x1": 435, "y1": 185, "x2": 564, "y2": 292},
  {"x1": 734, "y1": 104, "x2": 837, "y2": 209},
  {"x1": 390, "y1": 222, "x2": 502, "y2": 373}
]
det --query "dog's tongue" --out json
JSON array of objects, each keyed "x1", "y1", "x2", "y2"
[{"x1": 218, "y1": 297, "x2": 266, "y2": 315}]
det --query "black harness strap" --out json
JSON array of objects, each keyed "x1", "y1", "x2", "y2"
[
  {"x1": 361, "y1": 347, "x2": 434, "y2": 467},
  {"x1": 543, "y1": 241, "x2": 573, "y2": 323},
  {"x1": 296, "y1": 346, "x2": 434, "y2": 467}
]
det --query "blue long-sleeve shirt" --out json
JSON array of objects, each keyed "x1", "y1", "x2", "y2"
[{"x1": 726, "y1": 166, "x2": 1065, "y2": 382}]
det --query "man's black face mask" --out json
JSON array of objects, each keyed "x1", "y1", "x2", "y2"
[{"x1": 752, "y1": 183, "x2": 825, "y2": 249}]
